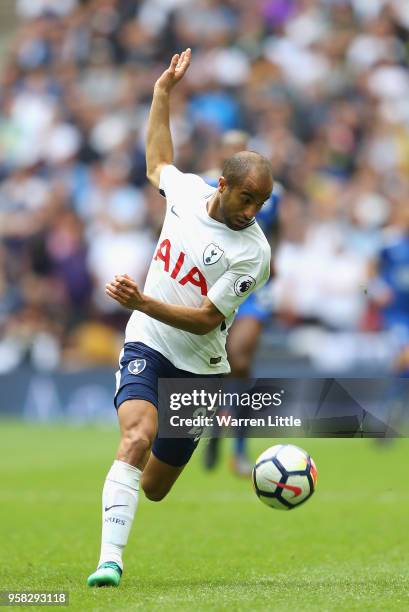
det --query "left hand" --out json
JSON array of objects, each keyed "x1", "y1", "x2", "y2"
[
  {"x1": 105, "y1": 274, "x2": 144, "y2": 310},
  {"x1": 154, "y1": 48, "x2": 191, "y2": 93}
]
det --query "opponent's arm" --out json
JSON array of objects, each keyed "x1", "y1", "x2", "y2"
[
  {"x1": 106, "y1": 275, "x2": 224, "y2": 335},
  {"x1": 146, "y1": 49, "x2": 191, "y2": 189}
]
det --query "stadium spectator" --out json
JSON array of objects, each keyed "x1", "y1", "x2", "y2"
[{"x1": 0, "y1": 0, "x2": 408, "y2": 374}]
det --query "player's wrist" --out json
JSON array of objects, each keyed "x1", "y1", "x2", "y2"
[
  {"x1": 153, "y1": 82, "x2": 172, "y2": 96},
  {"x1": 136, "y1": 293, "x2": 150, "y2": 314}
]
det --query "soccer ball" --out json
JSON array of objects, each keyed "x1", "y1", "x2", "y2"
[{"x1": 252, "y1": 444, "x2": 318, "y2": 510}]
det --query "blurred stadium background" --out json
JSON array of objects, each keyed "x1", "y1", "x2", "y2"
[
  {"x1": 1, "y1": 0, "x2": 409, "y2": 421},
  {"x1": 2, "y1": 4, "x2": 409, "y2": 609}
]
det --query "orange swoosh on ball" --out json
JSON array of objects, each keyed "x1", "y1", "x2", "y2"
[{"x1": 266, "y1": 479, "x2": 302, "y2": 498}]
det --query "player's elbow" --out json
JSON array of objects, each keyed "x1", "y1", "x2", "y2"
[
  {"x1": 195, "y1": 325, "x2": 213, "y2": 336},
  {"x1": 191, "y1": 301, "x2": 225, "y2": 335},
  {"x1": 194, "y1": 315, "x2": 224, "y2": 335}
]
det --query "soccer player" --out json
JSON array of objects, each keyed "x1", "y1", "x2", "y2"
[
  {"x1": 367, "y1": 204, "x2": 409, "y2": 435},
  {"x1": 369, "y1": 204, "x2": 409, "y2": 373},
  {"x1": 87, "y1": 48, "x2": 273, "y2": 587},
  {"x1": 203, "y1": 131, "x2": 281, "y2": 476}
]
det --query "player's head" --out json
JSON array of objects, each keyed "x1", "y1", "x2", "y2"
[{"x1": 217, "y1": 151, "x2": 273, "y2": 231}]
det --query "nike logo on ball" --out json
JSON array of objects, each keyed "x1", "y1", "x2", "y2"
[
  {"x1": 104, "y1": 504, "x2": 128, "y2": 512},
  {"x1": 171, "y1": 205, "x2": 180, "y2": 218},
  {"x1": 267, "y1": 479, "x2": 302, "y2": 498}
]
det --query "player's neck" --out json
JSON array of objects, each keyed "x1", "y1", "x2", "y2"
[{"x1": 206, "y1": 192, "x2": 224, "y2": 224}]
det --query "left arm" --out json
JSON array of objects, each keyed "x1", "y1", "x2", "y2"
[
  {"x1": 146, "y1": 49, "x2": 191, "y2": 189},
  {"x1": 106, "y1": 275, "x2": 224, "y2": 335}
]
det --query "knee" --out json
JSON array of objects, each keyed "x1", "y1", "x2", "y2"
[{"x1": 119, "y1": 429, "x2": 154, "y2": 465}]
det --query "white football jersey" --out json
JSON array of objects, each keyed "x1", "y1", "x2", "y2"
[{"x1": 125, "y1": 165, "x2": 271, "y2": 373}]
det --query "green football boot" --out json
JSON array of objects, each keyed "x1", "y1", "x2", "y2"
[{"x1": 87, "y1": 562, "x2": 122, "y2": 587}]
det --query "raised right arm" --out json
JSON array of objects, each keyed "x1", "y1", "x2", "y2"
[{"x1": 146, "y1": 49, "x2": 191, "y2": 189}]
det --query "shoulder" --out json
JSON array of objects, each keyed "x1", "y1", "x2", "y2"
[
  {"x1": 160, "y1": 165, "x2": 212, "y2": 199},
  {"x1": 244, "y1": 222, "x2": 271, "y2": 260},
  {"x1": 226, "y1": 225, "x2": 271, "y2": 276}
]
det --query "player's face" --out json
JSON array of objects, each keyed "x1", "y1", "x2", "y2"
[{"x1": 218, "y1": 173, "x2": 273, "y2": 231}]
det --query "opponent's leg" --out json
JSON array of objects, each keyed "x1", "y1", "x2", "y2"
[
  {"x1": 203, "y1": 316, "x2": 263, "y2": 473},
  {"x1": 227, "y1": 317, "x2": 263, "y2": 476},
  {"x1": 88, "y1": 399, "x2": 157, "y2": 587},
  {"x1": 394, "y1": 345, "x2": 409, "y2": 377},
  {"x1": 228, "y1": 316, "x2": 262, "y2": 378}
]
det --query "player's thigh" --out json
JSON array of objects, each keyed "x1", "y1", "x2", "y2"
[
  {"x1": 227, "y1": 316, "x2": 263, "y2": 372},
  {"x1": 117, "y1": 399, "x2": 158, "y2": 468},
  {"x1": 141, "y1": 453, "x2": 186, "y2": 502}
]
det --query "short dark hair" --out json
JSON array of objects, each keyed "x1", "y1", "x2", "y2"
[{"x1": 222, "y1": 151, "x2": 273, "y2": 188}]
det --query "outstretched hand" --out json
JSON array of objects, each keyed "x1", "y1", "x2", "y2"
[
  {"x1": 106, "y1": 274, "x2": 144, "y2": 311},
  {"x1": 155, "y1": 48, "x2": 191, "y2": 92}
]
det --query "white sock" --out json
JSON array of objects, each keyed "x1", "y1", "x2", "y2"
[{"x1": 98, "y1": 460, "x2": 141, "y2": 571}]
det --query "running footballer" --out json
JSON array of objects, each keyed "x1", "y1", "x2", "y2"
[{"x1": 87, "y1": 48, "x2": 273, "y2": 587}]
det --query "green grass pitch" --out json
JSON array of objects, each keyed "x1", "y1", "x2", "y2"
[{"x1": 1, "y1": 421, "x2": 409, "y2": 611}]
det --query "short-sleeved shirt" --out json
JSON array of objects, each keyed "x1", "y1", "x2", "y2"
[{"x1": 124, "y1": 165, "x2": 271, "y2": 373}]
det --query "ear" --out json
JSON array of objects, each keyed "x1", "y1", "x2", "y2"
[{"x1": 218, "y1": 176, "x2": 226, "y2": 193}]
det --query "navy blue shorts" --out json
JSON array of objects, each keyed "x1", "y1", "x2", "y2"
[{"x1": 115, "y1": 342, "x2": 222, "y2": 467}]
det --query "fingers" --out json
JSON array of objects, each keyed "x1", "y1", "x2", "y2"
[
  {"x1": 105, "y1": 274, "x2": 141, "y2": 308},
  {"x1": 105, "y1": 286, "x2": 123, "y2": 302},
  {"x1": 105, "y1": 286, "x2": 128, "y2": 306},
  {"x1": 169, "y1": 53, "x2": 179, "y2": 74},
  {"x1": 115, "y1": 274, "x2": 136, "y2": 288},
  {"x1": 105, "y1": 283, "x2": 131, "y2": 302},
  {"x1": 105, "y1": 286, "x2": 134, "y2": 311},
  {"x1": 112, "y1": 282, "x2": 132, "y2": 296},
  {"x1": 176, "y1": 48, "x2": 191, "y2": 73},
  {"x1": 177, "y1": 50, "x2": 185, "y2": 69},
  {"x1": 106, "y1": 275, "x2": 132, "y2": 298},
  {"x1": 168, "y1": 48, "x2": 191, "y2": 77}
]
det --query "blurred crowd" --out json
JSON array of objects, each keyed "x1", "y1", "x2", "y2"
[{"x1": 0, "y1": 0, "x2": 409, "y2": 373}]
